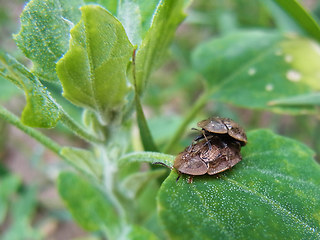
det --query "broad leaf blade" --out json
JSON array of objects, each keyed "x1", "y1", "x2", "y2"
[
  {"x1": 158, "y1": 130, "x2": 320, "y2": 239},
  {"x1": 192, "y1": 30, "x2": 320, "y2": 114},
  {"x1": 0, "y1": 52, "x2": 61, "y2": 128},
  {"x1": 57, "y1": 172, "x2": 121, "y2": 238},
  {"x1": 14, "y1": 0, "x2": 84, "y2": 82},
  {"x1": 57, "y1": 5, "x2": 134, "y2": 124},
  {"x1": 135, "y1": 0, "x2": 188, "y2": 95},
  {"x1": 272, "y1": 0, "x2": 320, "y2": 42}
]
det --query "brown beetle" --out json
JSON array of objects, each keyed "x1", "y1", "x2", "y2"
[
  {"x1": 197, "y1": 117, "x2": 247, "y2": 146},
  {"x1": 154, "y1": 117, "x2": 246, "y2": 183},
  {"x1": 174, "y1": 137, "x2": 242, "y2": 183}
]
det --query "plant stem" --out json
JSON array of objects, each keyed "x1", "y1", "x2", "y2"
[
  {"x1": 163, "y1": 89, "x2": 212, "y2": 153},
  {"x1": 134, "y1": 94, "x2": 158, "y2": 152},
  {"x1": 132, "y1": 48, "x2": 158, "y2": 152},
  {"x1": 0, "y1": 106, "x2": 62, "y2": 155},
  {"x1": 60, "y1": 110, "x2": 105, "y2": 144}
]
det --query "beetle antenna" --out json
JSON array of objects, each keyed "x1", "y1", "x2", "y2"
[
  {"x1": 152, "y1": 162, "x2": 173, "y2": 170},
  {"x1": 191, "y1": 127, "x2": 200, "y2": 131}
]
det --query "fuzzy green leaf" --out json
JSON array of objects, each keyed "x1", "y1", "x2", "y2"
[
  {"x1": 56, "y1": 5, "x2": 134, "y2": 124},
  {"x1": 192, "y1": 30, "x2": 320, "y2": 114},
  {"x1": 57, "y1": 172, "x2": 121, "y2": 238},
  {"x1": 135, "y1": 0, "x2": 187, "y2": 95},
  {"x1": 158, "y1": 130, "x2": 320, "y2": 239},
  {"x1": 14, "y1": 0, "x2": 84, "y2": 82},
  {"x1": 0, "y1": 52, "x2": 61, "y2": 128}
]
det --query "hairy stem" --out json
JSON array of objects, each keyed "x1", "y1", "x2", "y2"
[{"x1": 0, "y1": 106, "x2": 61, "y2": 155}]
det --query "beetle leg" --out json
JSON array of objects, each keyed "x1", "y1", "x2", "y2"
[
  {"x1": 176, "y1": 174, "x2": 181, "y2": 182},
  {"x1": 187, "y1": 143, "x2": 194, "y2": 152},
  {"x1": 226, "y1": 148, "x2": 231, "y2": 168},
  {"x1": 187, "y1": 176, "x2": 194, "y2": 184}
]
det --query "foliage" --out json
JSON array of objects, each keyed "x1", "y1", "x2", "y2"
[{"x1": 1, "y1": 0, "x2": 320, "y2": 239}]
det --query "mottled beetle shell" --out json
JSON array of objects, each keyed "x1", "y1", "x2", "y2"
[
  {"x1": 197, "y1": 117, "x2": 247, "y2": 146},
  {"x1": 173, "y1": 137, "x2": 242, "y2": 176}
]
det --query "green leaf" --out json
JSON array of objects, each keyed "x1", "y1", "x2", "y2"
[
  {"x1": 0, "y1": 175, "x2": 21, "y2": 224},
  {"x1": 127, "y1": 225, "x2": 159, "y2": 240},
  {"x1": 3, "y1": 186, "x2": 42, "y2": 240},
  {"x1": 84, "y1": 0, "x2": 118, "y2": 16},
  {"x1": 158, "y1": 129, "x2": 320, "y2": 239},
  {"x1": 268, "y1": 92, "x2": 320, "y2": 106},
  {"x1": 117, "y1": 0, "x2": 160, "y2": 45},
  {"x1": 192, "y1": 30, "x2": 320, "y2": 114},
  {"x1": 60, "y1": 147, "x2": 103, "y2": 179},
  {"x1": 272, "y1": 0, "x2": 320, "y2": 42},
  {"x1": 14, "y1": 0, "x2": 84, "y2": 82},
  {"x1": 135, "y1": 0, "x2": 188, "y2": 95},
  {"x1": 56, "y1": 5, "x2": 134, "y2": 125},
  {"x1": 0, "y1": 52, "x2": 61, "y2": 128},
  {"x1": 0, "y1": 76, "x2": 22, "y2": 101},
  {"x1": 57, "y1": 172, "x2": 121, "y2": 239}
]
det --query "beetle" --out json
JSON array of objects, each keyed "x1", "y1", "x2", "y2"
[
  {"x1": 173, "y1": 137, "x2": 242, "y2": 183},
  {"x1": 154, "y1": 117, "x2": 246, "y2": 183},
  {"x1": 196, "y1": 117, "x2": 247, "y2": 146}
]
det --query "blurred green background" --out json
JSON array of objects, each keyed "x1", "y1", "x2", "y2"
[{"x1": 0, "y1": 0, "x2": 319, "y2": 239}]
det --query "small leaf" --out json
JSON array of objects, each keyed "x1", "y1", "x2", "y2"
[
  {"x1": 192, "y1": 30, "x2": 320, "y2": 114},
  {"x1": 0, "y1": 52, "x2": 61, "y2": 128},
  {"x1": 14, "y1": 0, "x2": 84, "y2": 82},
  {"x1": 158, "y1": 130, "x2": 320, "y2": 239},
  {"x1": 60, "y1": 147, "x2": 102, "y2": 179},
  {"x1": 57, "y1": 172, "x2": 121, "y2": 238},
  {"x1": 135, "y1": 0, "x2": 188, "y2": 95},
  {"x1": 57, "y1": 5, "x2": 134, "y2": 124},
  {"x1": 272, "y1": 0, "x2": 320, "y2": 42}
]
